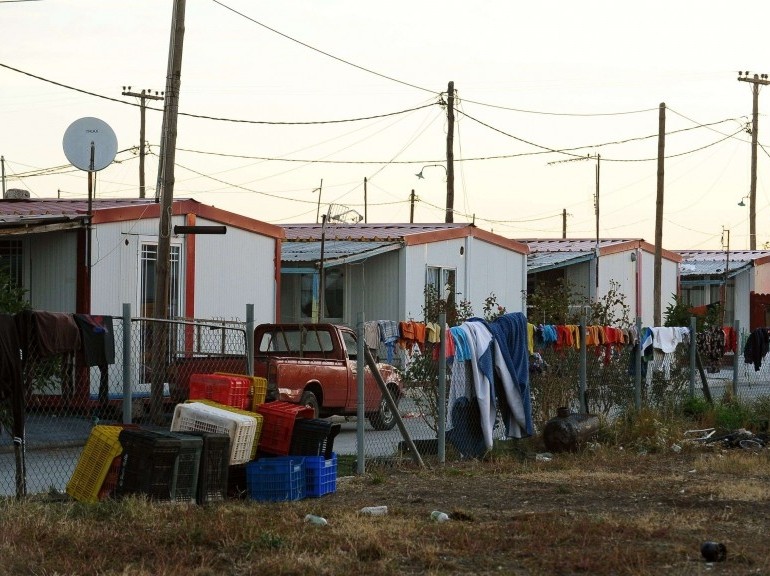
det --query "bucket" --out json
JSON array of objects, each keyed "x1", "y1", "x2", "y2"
[{"x1": 542, "y1": 407, "x2": 600, "y2": 453}]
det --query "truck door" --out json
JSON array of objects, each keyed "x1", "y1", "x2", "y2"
[{"x1": 340, "y1": 329, "x2": 380, "y2": 412}]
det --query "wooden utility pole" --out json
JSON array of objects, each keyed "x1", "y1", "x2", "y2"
[
  {"x1": 445, "y1": 81, "x2": 455, "y2": 223},
  {"x1": 150, "y1": 0, "x2": 186, "y2": 424},
  {"x1": 121, "y1": 87, "x2": 164, "y2": 198},
  {"x1": 562, "y1": 208, "x2": 567, "y2": 238},
  {"x1": 737, "y1": 72, "x2": 769, "y2": 250},
  {"x1": 653, "y1": 103, "x2": 666, "y2": 326},
  {"x1": 364, "y1": 177, "x2": 368, "y2": 223},
  {"x1": 314, "y1": 178, "x2": 323, "y2": 223},
  {"x1": 410, "y1": 189, "x2": 416, "y2": 223}
]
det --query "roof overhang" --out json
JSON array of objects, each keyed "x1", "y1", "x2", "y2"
[{"x1": 282, "y1": 240, "x2": 402, "y2": 268}]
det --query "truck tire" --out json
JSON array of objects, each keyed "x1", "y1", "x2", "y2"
[
  {"x1": 300, "y1": 391, "x2": 320, "y2": 419},
  {"x1": 368, "y1": 386, "x2": 399, "y2": 431}
]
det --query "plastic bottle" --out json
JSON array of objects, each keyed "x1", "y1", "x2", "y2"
[
  {"x1": 304, "y1": 514, "x2": 328, "y2": 526},
  {"x1": 359, "y1": 505, "x2": 388, "y2": 516},
  {"x1": 430, "y1": 511, "x2": 450, "y2": 522}
]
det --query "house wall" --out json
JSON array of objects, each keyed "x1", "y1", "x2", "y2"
[
  {"x1": 27, "y1": 230, "x2": 78, "y2": 312},
  {"x1": 346, "y1": 250, "x2": 401, "y2": 326},
  {"x1": 598, "y1": 251, "x2": 637, "y2": 323},
  {"x1": 404, "y1": 238, "x2": 468, "y2": 321},
  {"x1": 564, "y1": 261, "x2": 591, "y2": 302},
  {"x1": 465, "y1": 237, "x2": 526, "y2": 313},
  {"x1": 90, "y1": 216, "x2": 277, "y2": 322},
  {"x1": 733, "y1": 270, "x2": 751, "y2": 333},
  {"x1": 192, "y1": 217, "x2": 276, "y2": 324},
  {"x1": 636, "y1": 250, "x2": 678, "y2": 326},
  {"x1": 754, "y1": 262, "x2": 770, "y2": 293}
]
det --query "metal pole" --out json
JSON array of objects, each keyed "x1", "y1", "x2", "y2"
[
  {"x1": 437, "y1": 312, "x2": 446, "y2": 464},
  {"x1": 635, "y1": 317, "x2": 642, "y2": 410},
  {"x1": 579, "y1": 316, "x2": 587, "y2": 413},
  {"x1": 246, "y1": 304, "x2": 254, "y2": 376},
  {"x1": 732, "y1": 319, "x2": 740, "y2": 398},
  {"x1": 356, "y1": 313, "x2": 365, "y2": 475},
  {"x1": 122, "y1": 303, "x2": 132, "y2": 424},
  {"x1": 689, "y1": 316, "x2": 696, "y2": 398}
]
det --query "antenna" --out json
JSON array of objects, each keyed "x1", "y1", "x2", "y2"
[{"x1": 62, "y1": 117, "x2": 118, "y2": 172}]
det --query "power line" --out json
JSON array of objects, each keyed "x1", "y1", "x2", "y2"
[{"x1": 0, "y1": 61, "x2": 438, "y2": 125}]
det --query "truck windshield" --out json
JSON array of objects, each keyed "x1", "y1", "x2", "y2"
[{"x1": 258, "y1": 328, "x2": 334, "y2": 353}]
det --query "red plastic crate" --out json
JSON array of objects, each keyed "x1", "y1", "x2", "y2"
[
  {"x1": 189, "y1": 373, "x2": 252, "y2": 410},
  {"x1": 255, "y1": 401, "x2": 314, "y2": 455}
]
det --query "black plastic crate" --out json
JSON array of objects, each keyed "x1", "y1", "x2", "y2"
[
  {"x1": 117, "y1": 429, "x2": 180, "y2": 501},
  {"x1": 178, "y1": 431, "x2": 230, "y2": 504},
  {"x1": 289, "y1": 419, "x2": 341, "y2": 459},
  {"x1": 160, "y1": 431, "x2": 204, "y2": 503},
  {"x1": 227, "y1": 463, "x2": 248, "y2": 499}
]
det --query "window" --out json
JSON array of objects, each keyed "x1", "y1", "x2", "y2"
[
  {"x1": 427, "y1": 266, "x2": 456, "y2": 307},
  {"x1": 140, "y1": 242, "x2": 182, "y2": 318},
  {"x1": 0, "y1": 239, "x2": 23, "y2": 288}
]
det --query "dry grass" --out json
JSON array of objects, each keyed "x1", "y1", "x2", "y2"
[{"x1": 2, "y1": 445, "x2": 769, "y2": 575}]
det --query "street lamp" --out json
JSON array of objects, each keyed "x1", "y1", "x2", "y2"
[{"x1": 415, "y1": 164, "x2": 447, "y2": 179}]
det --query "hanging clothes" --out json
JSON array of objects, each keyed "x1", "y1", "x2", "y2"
[{"x1": 743, "y1": 327, "x2": 770, "y2": 371}]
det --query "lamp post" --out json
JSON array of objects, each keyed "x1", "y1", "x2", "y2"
[{"x1": 738, "y1": 196, "x2": 750, "y2": 249}]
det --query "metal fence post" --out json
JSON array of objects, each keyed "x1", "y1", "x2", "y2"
[
  {"x1": 437, "y1": 312, "x2": 446, "y2": 464},
  {"x1": 635, "y1": 317, "x2": 642, "y2": 411},
  {"x1": 246, "y1": 304, "x2": 254, "y2": 376},
  {"x1": 733, "y1": 319, "x2": 740, "y2": 398},
  {"x1": 356, "y1": 312, "x2": 365, "y2": 475},
  {"x1": 579, "y1": 316, "x2": 587, "y2": 413},
  {"x1": 689, "y1": 316, "x2": 696, "y2": 398},
  {"x1": 122, "y1": 303, "x2": 132, "y2": 424}
]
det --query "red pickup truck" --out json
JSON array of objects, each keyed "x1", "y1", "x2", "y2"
[{"x1": 168, "y1": 323, "x2": 403, "y2": 430}]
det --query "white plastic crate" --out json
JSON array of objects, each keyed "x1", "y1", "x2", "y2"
[{"x1": 171, "y1": 402, "x2": 257, "y2": 465}]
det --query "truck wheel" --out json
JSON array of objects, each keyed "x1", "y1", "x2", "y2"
[
  {"x1": 300, "y1": 391, "x2": 320, "y2": 419},
  {"x1": 368, "y1": 387, "x2": 399, "y2": 431}
]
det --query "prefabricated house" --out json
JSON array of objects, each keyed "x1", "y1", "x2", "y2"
[
  {"x1": 523, "y1": 238, "x2": 681, "y2": 327},
  {"x1": 279, "y1": 223, "x2": 529, "y2": 327},
  {"x1": 0, "y1": 197, "x2": 284, "y2": 323},
  {"x1": 676, "y1": 250, "x2": 770, "y2": 333}
]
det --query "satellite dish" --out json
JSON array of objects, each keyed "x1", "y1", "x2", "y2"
[{"x1": 62, "y1": 117, "x2": 118, "y2": 172}]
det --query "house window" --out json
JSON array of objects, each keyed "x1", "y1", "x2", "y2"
[
  {"x1": 426, "y1": 266, "x2": 457, "y2": 322},
  {"x1": 140, "y1": 242, "x2": 182, "y2": 318},
  {"x1": 298, "y1": 267, "x2": 344, "y2": 322},
  {"x1": 0, "y1": 239, "x2": 23, "y2": 288}
]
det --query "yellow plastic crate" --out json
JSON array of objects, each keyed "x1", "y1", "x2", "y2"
[
  {"x1": 214, "y1": 372, "x2": 268, "y2": 408},
  {"x1": 66, "y1": 425, "x2": 124, "y2": 503},
  {"x1": 189, "y1": 399, "x2": 263, "y2": 460}
]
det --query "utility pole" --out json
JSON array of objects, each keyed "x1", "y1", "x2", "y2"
[
  {"x1": 653, "y1": 103, "x2": 666, "y2": 326},
  {"x1": 121, "y1": 87, "x2": 164, "y2": 198},
  {"x1": 364, "y1": 177, "x2": 368, "y2": 223},
  {"x1": 313, "y1": 178, "x2": 323, "y2": 224},
  {"x1": 737, "y1": 72, "x2": 769, "y2": 250},
  {"x1": 1, "y1": 156, "x2": 5, "y2": 198},
  {"x1": 410, "y1": 189, "x2": 416, "y2": 223},
  {"x1": 562, "y1": 208, "x2": 567, "y2": 238},
  {"x1": 722, "y1": 226, "x2": 730, "y2": 326},
  {"x1": 150, "y1": 0, "x2": 186, "y2": 424},
  {"x1": 445, "y1": 81, "x2": 455, "y2": 223}
]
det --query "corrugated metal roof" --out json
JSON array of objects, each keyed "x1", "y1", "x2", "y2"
[
  {"x1": 283, "y1": 222, "x2": 469, "y2": 242},
  {"x1": 522, "y1": 238, "x2": 638, "y2": 252},
  {"x1": 676, "y1": 250, "x2": 770, "y2": 262},
  {"x1": 527, "y1": 250, "x2": 595, "y2": 272},
  {"x1": 676, "y1": 250, "x2": 770, "y2": 278},
  {"x1": 0, "y1": 198, "x2": 158, "y2": 217},
  {"x1": 282, "y1": 240, "x2": 402, "y2": 265}
]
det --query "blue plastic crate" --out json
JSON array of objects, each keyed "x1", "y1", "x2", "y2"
[
  {"x1": 246, "y1": 457, "x2": 305, "y2": 502},
  {"x1": 304, "y1": 453, "x2": 337, "y2": 498}
]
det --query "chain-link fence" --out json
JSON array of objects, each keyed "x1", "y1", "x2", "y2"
[{"x1": 4, "y1": 313, "x2": 770, "y2": 497}]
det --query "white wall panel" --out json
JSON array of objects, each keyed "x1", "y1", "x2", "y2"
[{"x1": 28, "y1": 231, "x2": 77, "y2": 312}]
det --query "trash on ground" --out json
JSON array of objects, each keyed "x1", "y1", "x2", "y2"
[
  {"x1": 304, "y1": 514, "x2": 328, "y2": 526},
  {"x1": 359, "y1": 505, "x2": 388, "y2": 516},
  {"x1": 700, "y1": 541, "x2": 727, "y2": 562},
  {"x1": 430, "y1": 510, "x2": 450, "y2": 522}
]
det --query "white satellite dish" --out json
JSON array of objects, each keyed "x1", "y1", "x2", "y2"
[{"x1": 62, "y1": 117, "x2": 118, "y2": 172}]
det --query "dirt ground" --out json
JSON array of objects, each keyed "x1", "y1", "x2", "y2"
[{"x1": 313, "y1": 442, "x2": 770, "y2": 575}]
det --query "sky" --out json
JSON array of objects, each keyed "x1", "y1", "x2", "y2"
[{"x1": 1, "y1": 0, "x2": 769, "y2": 251}]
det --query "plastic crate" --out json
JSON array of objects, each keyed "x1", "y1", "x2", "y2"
[
  {"x1": 186, "y1": 399, "x2": 263, "y2": 460},
  {"x1": 304, "y1": 453, "x2": 337, "y2": 498},
  {"x1": 256, "y1": 401, "x2": 314, "y2": 455},
  {"x1": 158, "y1": 430, "x2": 203, "y2": 503},
  {"x1": 290, "y1": 419, "x2": 341, "y2": 459},
  {"x1": 246, "y1": 457, "x2": 305, "y2": 502},
  {"x1": 189, "y1": 373, "x2": 252, "y2": 410},
  {"x1": 171, "y1": 402, "x2": 258, "y2": 465},
  {"x1": 214, "y1": 372, "x2": 268, "y2": 408},
  {"x1": 66, "y1": 425, "x2": 124, "y2": 503},
  {"x1": 227, "y1": 463, "x2": 248, "y2": 499},
  {"x1": 117, "y1": 428, "x2": 181, "y2": 501},
  {"x1": 178, "y1": 431, "x2": 230, "y2": 505}
]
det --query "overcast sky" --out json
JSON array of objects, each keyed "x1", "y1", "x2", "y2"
[{"x1": 1, "y1": 0, "x2": 768, "y2": 250}]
